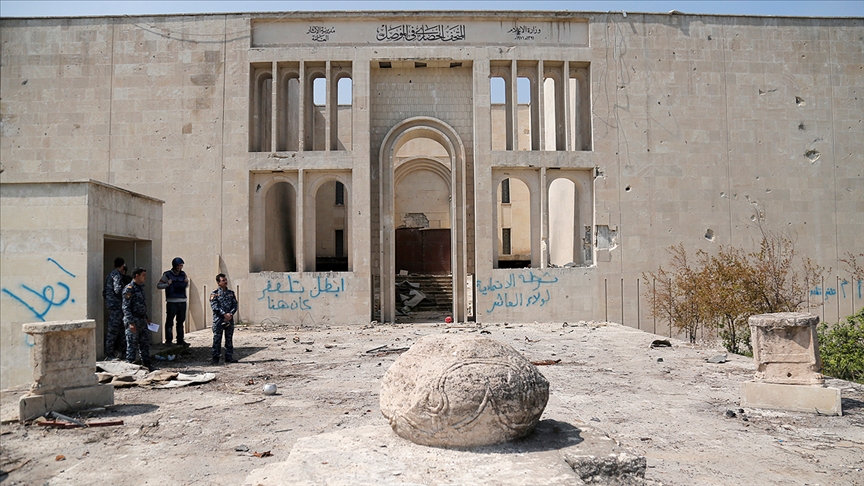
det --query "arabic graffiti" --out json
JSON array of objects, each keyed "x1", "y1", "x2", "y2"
[
  {"x1": 507, "y1": 25, "x2": 541, "y2": 40},
  {"x1": 478, "y1": 270, "x2": 559, "y2": 313},
  {"x1": 307, "y1": 26, "x2": 336, "y2": 42},
  {"x1": 810, "y1": 279, "x2": 863, "y2": 301},
  {"x1": 257, "y1": 275, "x2": 346, "y2": 311},
  {"x1": 375, "y1": 24, "x2": 466, "y2": 42},
  {"x1": 1, "y1": 258, "x2": 77, "y2": 322}
]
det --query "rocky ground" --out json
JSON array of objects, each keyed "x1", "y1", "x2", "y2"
[{"x1": 1, "y1": 318, "x2": 863, "y2": 485}]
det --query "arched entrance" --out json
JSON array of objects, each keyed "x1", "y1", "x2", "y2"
[{"x1": 379, "y1": 117, "x2": 467, "y2": 323}]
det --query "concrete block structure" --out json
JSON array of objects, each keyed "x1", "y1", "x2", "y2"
[
  {"x1": 1, "y1": 181, "x2": 162, "y2": 389},
  {"x1": 1, "y1": 11, "x2": 862, "y2": 388}
]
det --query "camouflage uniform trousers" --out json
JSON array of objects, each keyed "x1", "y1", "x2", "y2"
[
  {"x1": 105, "y1": 306, "x2": 126, "y2": 358},
  {"x1": 212, "y1": 321, "x2": 234, "y2": 361},
  {"x1": 125, "y1": 319, "x2": 152, "y2": 366}
]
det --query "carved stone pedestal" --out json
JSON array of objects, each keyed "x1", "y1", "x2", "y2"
[
  {"x1": 741, "y1": 312, "x2": 841, "y2": 415},
  {"x1": 18, "y1": 320, "x2": 114, "y2": 421}
]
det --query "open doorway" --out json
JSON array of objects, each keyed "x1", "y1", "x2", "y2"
[
  {"x1": 102, "y1": 238, "x2": 152, "y2": 358},
  {"x1": 315, "y1": 180, "x2": 349, "y2": 271},
  {"x1": 393, "y1": 138, "x2": 453, "y2": 315}
]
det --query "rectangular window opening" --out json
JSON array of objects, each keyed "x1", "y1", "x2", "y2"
[
  {"x1": 335, "y1": 181, "x2": 345, "y2": 206},
  {"x1": 501, "y1": 178, "x2": 511, "y2": 204},
  {"x1": 502, "y1": 228, "x2": 512, "y2": 255},
  {"x1": 335, "y1": 229, "x2": 344, "y2": 258}
]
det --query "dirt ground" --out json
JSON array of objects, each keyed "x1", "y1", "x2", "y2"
[{"x1": 1, "y1": 318, "x2": 863, "y2": 485}]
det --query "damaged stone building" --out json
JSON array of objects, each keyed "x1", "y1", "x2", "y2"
[{"x1": 1, "y1": 11, "x2": 862, "y2": 388}]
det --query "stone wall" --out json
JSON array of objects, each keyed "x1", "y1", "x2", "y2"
[{"x1": 1, "y1": 12, "x2": 861, "y2": 336}]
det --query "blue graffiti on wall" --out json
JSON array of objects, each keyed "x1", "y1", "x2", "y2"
[
  {"x1": 258, "y1": 275, "x2": 345, "y2": 311},
  {"x1": 478, "y1": 270, "x2": 559, "y2": 313},
  {"x1": 1, "y1": 258, "x2": 77, "y2": 322},
  {"x1": 810, "y1": 279, "x2": 863, "y2": 302}
]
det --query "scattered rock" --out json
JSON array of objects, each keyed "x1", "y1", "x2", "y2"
[
  {"x1": 565, "y1": 452, "x2": 647, "y2": 484},
  {"x1": 650, "y1": 340, "x2": 672, "y2": 348},
  {"x1": 706, "y1": 354, "x2": 728, "y2": 364}
]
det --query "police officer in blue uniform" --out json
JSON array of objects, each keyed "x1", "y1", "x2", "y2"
[
  {"x1": 157, "y1": 257, "x2": 190, "y2": 346},
  {"x1": 103, "y1": 257, "x2": 126, "y2": 359},
  {"x1": 210, "y1": 273, "x2": 238, "y2": 365},
  {"x1": 123, "y1": 267, "x2": 153, "y2": 371}
]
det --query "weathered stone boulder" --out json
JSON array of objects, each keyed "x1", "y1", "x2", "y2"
[{"x1": 379, "y1": 334, "x2": 549, "y2": 447}]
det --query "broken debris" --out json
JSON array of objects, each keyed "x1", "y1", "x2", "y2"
[
  {"x1": 650, "y1": 339, "x2": 672, "y2": 348},
  {"x1": 531, "y1": 359, "x2": 562, "y2": 366}
]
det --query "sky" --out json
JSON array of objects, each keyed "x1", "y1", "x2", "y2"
[{"x1": 0, "y1": 1, "x2": 862, "y2": 18}]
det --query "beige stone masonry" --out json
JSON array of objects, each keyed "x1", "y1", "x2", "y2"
[
  {"x1": 741, "y1": 381, "x2": 841, "y2": 416},
  {"x1": 18, "y1": 319, "x2": 114, "y2": 421},
  {"x1": 749, "y1": 312, "x2": 823, "y2": 385},
  {"x1": 742, "y1": 312, "x2": 841, "y2": 416}
]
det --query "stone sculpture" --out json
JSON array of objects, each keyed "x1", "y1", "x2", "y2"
[
  {"x1": 741, "y1": 312, "x2": 841, "y2": 415},
  {"x1": 749, "y1": 312, "x2": 823, "y2": 385},
  {"x1": 379, "y1": 334, "x2": 549, "y2": 447}
]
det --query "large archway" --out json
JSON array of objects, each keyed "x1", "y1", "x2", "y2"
[
  {"x1": 394, "y1": 157, "x2": 452, "y2": 275},
  {"x1": 379, "y1": 117, "x2": 467, "y2": 323}
]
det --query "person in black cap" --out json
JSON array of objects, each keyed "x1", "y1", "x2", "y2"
[{"x1": 157, "y1": 257, "x2": 190, "y2": 346}]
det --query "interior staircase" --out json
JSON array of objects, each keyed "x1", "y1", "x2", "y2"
[{"x1": 396, "y1": 274, "x2": 452, "y2": 312}]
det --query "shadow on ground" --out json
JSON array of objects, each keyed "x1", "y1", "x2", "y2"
[
  {"x1": 470, "y1": 419, "x2": 584, "y2": 454},
  {"x1": 841, "y1": 397, "x2": 864, "y2": 412},
  {"x1": 98, "y1": 403, "x2": 160, "y2": 417}
]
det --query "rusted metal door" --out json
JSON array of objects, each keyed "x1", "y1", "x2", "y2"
[{"x1": 395, "y1": 228, "x2": 451, "y2": 275}]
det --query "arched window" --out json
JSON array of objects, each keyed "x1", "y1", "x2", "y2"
[
  {"x1": 334, "y1": 76, "x2": 353, "y2": 150},
  {"x1": 276, "y1": 63, "x2": 300, "y2": 151},
  {"x1": 250, "y1": 64, "x2": 272, "y2": 152},
  {"x1": 548, "y1": 178, "x2": 580, "y2": 266},
  {"x1": 517, "y1": 76, "x2": 533, "y2": 151},
  {"x1": 490, "y1": 75, "x2": 508, "y2": 150}
]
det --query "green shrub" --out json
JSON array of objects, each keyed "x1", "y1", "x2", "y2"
[{"x1": 818, "y1": 308, "x2": 864, "y2": 384}]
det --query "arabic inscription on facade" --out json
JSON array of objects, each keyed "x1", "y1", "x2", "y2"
[
  {"x1": 508, "y1": 26, "x2": 541, "y2": 40},
  {"x1": 375, "y1": 24, "x2": 466, "y2": 42},
  {"x1": 307, "y1": 26, "x2": 336, "y2": 42}
]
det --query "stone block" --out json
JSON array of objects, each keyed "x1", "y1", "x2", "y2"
[
  {"x1": 19, "y1": 384, "x2": 114, "y2": 421},
  {"x1": 741, "y1": 381, "x2": 841, "y2": 416},
  {"x1": 22, "y1": 320, "x2": 98, "y2": 393},
  {"x1": 748, "y1": 312, "x2": 824, "y2": 385},
  {"x1": 18, "y1": 319, "x2": 114, "y2": 421}
]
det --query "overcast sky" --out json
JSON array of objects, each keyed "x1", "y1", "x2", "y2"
[{"x1": 1, "y1": 1, "x2": 862, "y2": 18}]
